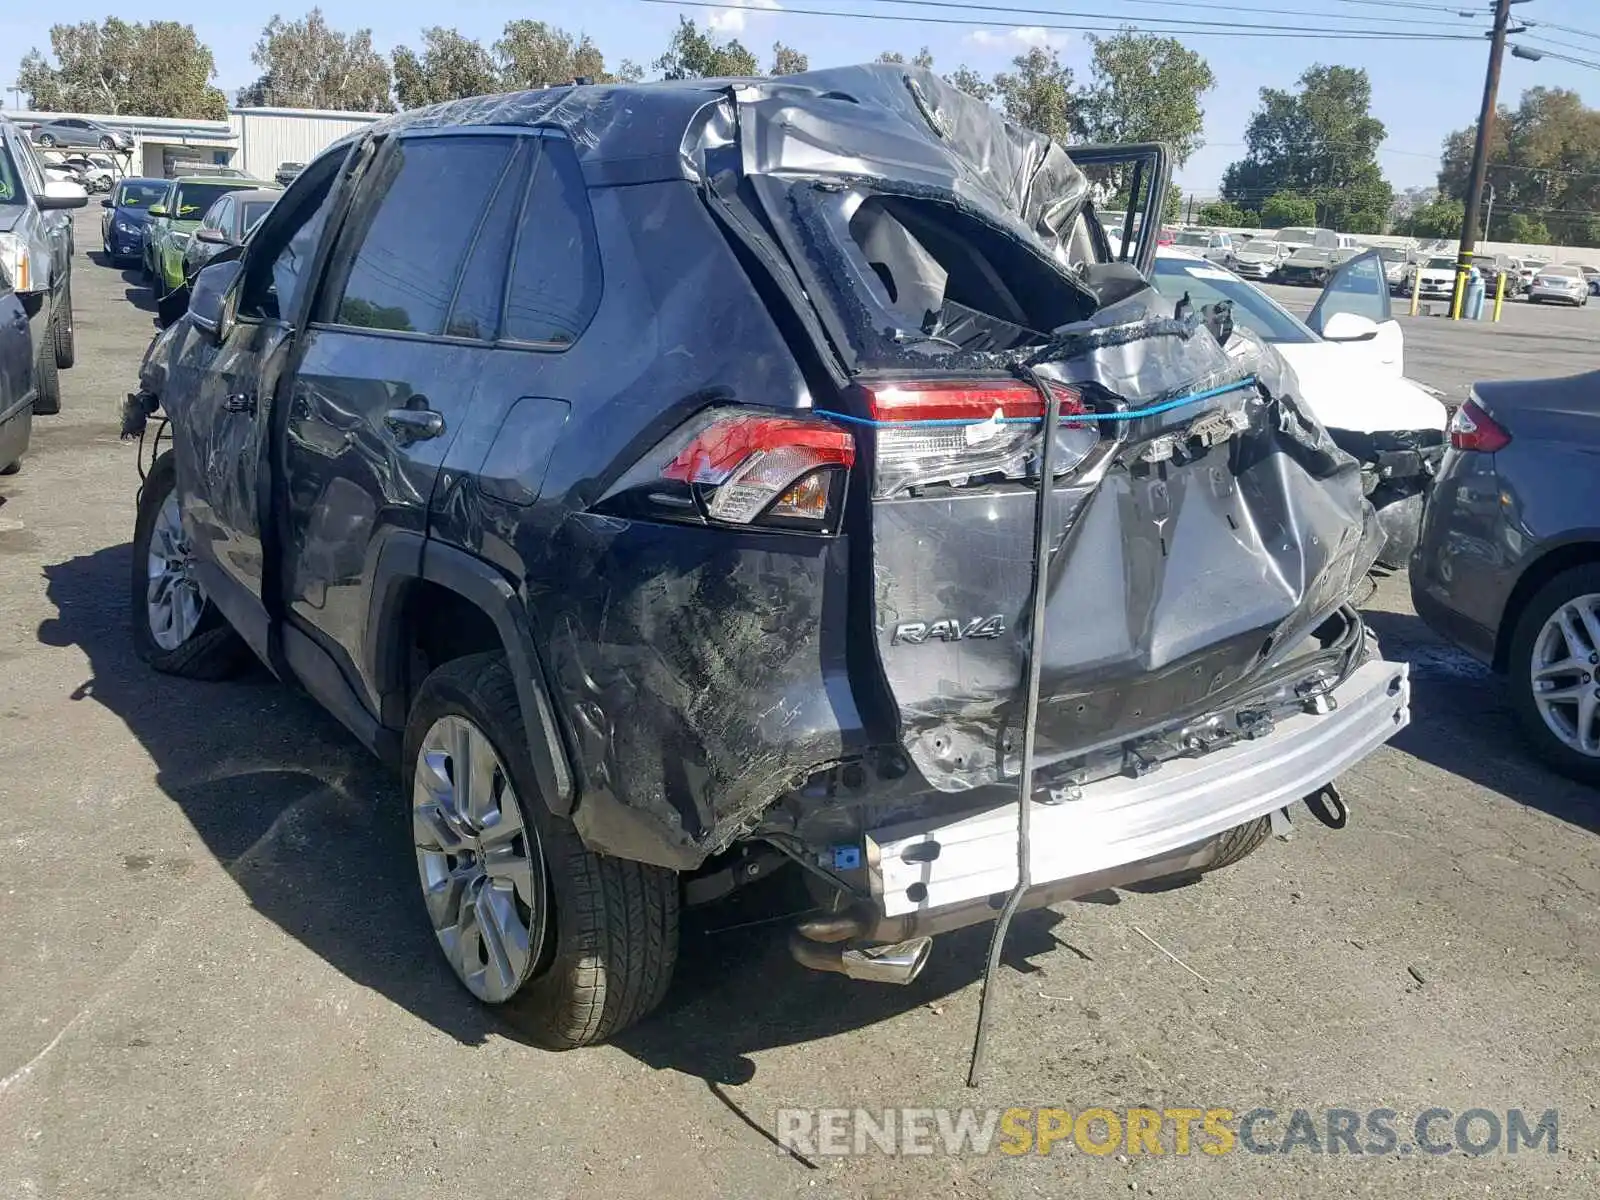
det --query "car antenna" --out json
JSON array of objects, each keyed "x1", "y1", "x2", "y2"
[{"x1": 966, "y1": 368, "x2": 1063, "y2": 1088}]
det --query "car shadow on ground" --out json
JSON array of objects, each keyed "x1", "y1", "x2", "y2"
[
  {"x1": 86, "y1": 250, "x2": 157, "y2": 313},
  {"x1": 1362, "y1": 608, "x2": 1598, "y2": 833},
  {"x1": 37, "y1": 540, "x2": 1093, "y2": 1077}
]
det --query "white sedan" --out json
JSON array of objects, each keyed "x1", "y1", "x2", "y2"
[{"x1": 1149, "y1": 246, "x2": 1449, "y2": 567}]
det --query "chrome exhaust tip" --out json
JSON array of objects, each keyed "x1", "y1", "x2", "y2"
[{"x1": 789, "y1": 931, "x2": 933, "y2": 985}]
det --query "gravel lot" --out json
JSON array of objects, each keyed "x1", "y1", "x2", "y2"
[{"x1": 1, "y1": 210, "x2": 1596, "y2": 1199}]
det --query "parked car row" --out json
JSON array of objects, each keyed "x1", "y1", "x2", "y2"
[
  {"x1": 0, "y1": 115, "x2": 87, "y2": 474},
  {"x1": 97, "y1": 173, "x2": 281, "y2": 324}
]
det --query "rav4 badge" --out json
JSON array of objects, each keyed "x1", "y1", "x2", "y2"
[{"x1": 892, "y1": 615, "x2": 1007, "y2": 645}]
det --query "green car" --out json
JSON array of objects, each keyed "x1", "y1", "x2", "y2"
[{"x1": 146, "y1": 176, "x2": 273, "y2": 304}]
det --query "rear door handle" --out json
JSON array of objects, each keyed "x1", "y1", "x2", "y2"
[{"x1": 384, "y1": 406, "x2": 445, "y2": 444}]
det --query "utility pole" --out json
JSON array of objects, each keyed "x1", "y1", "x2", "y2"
[{"x1": 1454, "y1": 0, "x2": 1524, "y2": 318}]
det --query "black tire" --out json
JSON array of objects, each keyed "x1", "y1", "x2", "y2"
[
  {"x1": 1507, "y1": 564, "x2": 1600, "y2": 785},
  {"x1": 1207, "y1": 817, "x2": 1272, "y2": 871},
  {"x1": 32, "y1": 326, "x2": 60, "y2": 416},
  {"x1": 130, "y1": 452, "x2": 251, "y2": 680},
  {"x1": 37, "y1": 134, "x2": 55, "y2": 147},
  {"x1": 100, "y1": 136, "x2": 115, "y2": 151},
  {"x1": 52, "y1": 283, "x2": 76, "y2": 370},
  {"x1": 403, "y1": 654, "x2": 679, "y2": 1049}
]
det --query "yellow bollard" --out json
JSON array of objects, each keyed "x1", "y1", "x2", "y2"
[
  {"x1": 1492, "y1": 269, "x2": 1506, "y2": 322},
  {"x1": 1450, "y1": 268, "x2": 1467, "y2": 320},
  {"x1": 1409, "y1": 262, "x2": 1421, "y2": 316}
]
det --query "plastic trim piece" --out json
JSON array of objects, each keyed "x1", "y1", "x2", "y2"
[{"x1": 867, "y1": 657, "x2": 1410, "y2": 917}]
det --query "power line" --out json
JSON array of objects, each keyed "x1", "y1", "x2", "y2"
[
  {"x1": 639, "y1": 0, "x2": 1489, "y2": 40},
  {"x1": 1523, "y1": 19, "x2": 1600, "y2": 47},
  {"x1": 972, "y1": 0, "x2": 1488, "y2": 30}
]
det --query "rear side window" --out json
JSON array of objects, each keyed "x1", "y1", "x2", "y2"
[
  {"x1": 443, "y1": 142, "x2": 531, "y2": 340},
  {"x1": 501, "y1": 140, "x2": 601, "y2": 346},
  {"x1": 334, "y1": 136, "x2": 516, "y2": 336}
]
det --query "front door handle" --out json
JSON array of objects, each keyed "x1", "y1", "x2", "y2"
[{"x1": 384, "y1": 407, "x2": 445, "y2": 444}]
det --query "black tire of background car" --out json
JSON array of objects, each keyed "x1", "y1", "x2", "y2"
[
  {"x1": 31, "y1": 326, "x2": 60, "y2": 416},
  {"x1": 1204, "y1": 817, "x2": 1272, "y2": 871},
  {"x1": 402, "y1": 653, "x2": 680, "y2": 1049},
  {"x1": 1507, "y1": 563, "x2": 1600, "y2": 786},
  {"x1": 37, "y1": 134, "x2": 54, "y2": 147},
  {"x1": 52, "y1": 284, "x2": 75, "y2": 370},
  {"x1": 130, "y1": 452, "x2": 252, "y2": 680}
]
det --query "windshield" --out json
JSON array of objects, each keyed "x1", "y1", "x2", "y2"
[
  {"x1": 1541, "y1": 265, "x2": 1581, "y2": 278},
  {"x1": 1277, "y1": 228, "x2": 1318, "y2": 244},
  {"x1": 116, "y1": 181, "x2": 168, "y2": 208},
  {"x1": 1378, "y1": 248, "x2": 1409, "y2": 262},
  {"x1": 1151, "y1": 257, "x2": 1315, "y2": 345},
  {"x1": 1290, "y1": 247, "x2": 1332, "y2": 262},
  {"x1": 1238, "y1": 241, "x2": 1282, "y2": 256},
  {"x1": 241, "y1": 200, "x2": 274, "y2": 233},
  {"x1": 1174, "y1": 231, "x2": 1212, "y2": 247},
  {"x1": 171, "y1": 182, "x2": 250, "y2": 220},
  {"x1": 1426, "y1": 257, "x2": 1456, "y2": 270}
]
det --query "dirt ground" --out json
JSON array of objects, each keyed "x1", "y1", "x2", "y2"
[{"x1": 0, "y1": 210, "x2": 1596, "y2": 1199}]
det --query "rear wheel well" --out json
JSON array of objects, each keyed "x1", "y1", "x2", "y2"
[
  {"x1": 394, "y1": 579, "x2": 507, "y2": 714},
  {"x1": 1495, "y1": 543, "x2": 1600, "y2": 672}
]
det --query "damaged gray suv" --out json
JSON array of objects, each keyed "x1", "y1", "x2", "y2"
[{"x1": 127, "y1": 67, "x2": 1410, "y2": 1047}]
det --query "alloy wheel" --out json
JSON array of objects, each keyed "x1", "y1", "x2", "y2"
[
  {"x1": 1529, "y1": 592, "x2": 1600, "y2": 757},
  {"x1": 412, "y1": 715, "x2": 543, "y2": 1002},
  {"x1": 146, "y1": 491, "x2": 206, "y2": 650}
]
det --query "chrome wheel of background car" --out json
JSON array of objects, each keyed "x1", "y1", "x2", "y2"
[
  {"x1": 1529, "y1": 593, "x2": 1600, "y2": 757},
  {"x1": 145, "y1": 492, "x2": 206, "y2": 650},
  {"x1": 413, "y1": 715, "x2": 541, "y2": 1003}
]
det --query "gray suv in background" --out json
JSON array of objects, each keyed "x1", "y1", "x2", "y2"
[{"x1": 0, "y1": 117, "x2": 86, "y2": 415}]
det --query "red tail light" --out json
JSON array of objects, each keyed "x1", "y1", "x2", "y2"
[
  {"x1": 860, "y1": 379, "x2": 1096, "y2": 499},
  {"x1": 1450, "y1": 397, "x2": 1511, "y2": 452},
  {"x1": 661, "y1": 413, "x2": 854, "y2": 526}
]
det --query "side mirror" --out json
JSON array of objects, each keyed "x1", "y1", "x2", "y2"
[
  {"x1": 148, "y1": 204, "x2": 167, "y2": 217},
  {"x1": 195, "y1": 227, "x2": 228, "y2": 245},
  {"x1": 39, "y1": 180, "x2": 89, "y2": 211},
  {"x1": 188, "y1": 257, "x2": 243, "y2": 341},
  {"x1": 1320, "y1": 311, "x2": 1381, "y2": 343},
  {"x1": 101, "y1": 197, "x2": 113, "y2": 209}
]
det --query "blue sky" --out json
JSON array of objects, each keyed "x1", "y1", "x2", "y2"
[{"x1": 3, "y1": 1, "x2": 1597, "y2": 194}]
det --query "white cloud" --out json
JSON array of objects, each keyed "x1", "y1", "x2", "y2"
[
  {"x1": 967, "y1": 27, "x2": 1069, "y2": 51},
  {"x1": 708, "y1": 0, "x2": 780, "y2": 34}
]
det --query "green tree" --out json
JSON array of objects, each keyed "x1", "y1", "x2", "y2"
[
  {"x1": 993, "y1": 47, "x2": 1080, "y2": 145},
  {"x1": 944, "y1": 66, "x2": 994, "y2": 103},
  {"x1": 770, "y1": 43, "x2": 808, "y2": 76},
  {"x1": 392, "y1": 27, "x2": 499, "y2": 108},
  {"x1": 1394, "y1": 197, "x2": 1463, "y2": 241},
  {"x1": 1260, "y1": 190, "x2": 1318, "y2": 227},
  {"x1": 1079, "y1": 30, "x2": 1215, "y2": 169},
  {"x1": 653, "y1": 17, "x2": 757, "y2": 80},
  {"x1": 1438, "y1": 87, "x2": 1600, "y2": 244},
  {"x1": 876, "y1": 48, "x2": 935, "y2": 69},
  {"x1": 238, "y1": 9, "x2": 393, "y2": 111},
  {"x1": 1197, "y1": 199, "x2": 1255, "y2": 227},
  {"x1": 1502, "y1": 213, "x2": 1551, "y2": 244},
  {"x1": 494, "y1": 21, "x2": 622, "y2": 88},
  {"x1": 1221, "y1": 64, "x2": 1392, "y2": 230},
  {"x1": 17, "y1": 19, "x2": 228, "y2": 119}
]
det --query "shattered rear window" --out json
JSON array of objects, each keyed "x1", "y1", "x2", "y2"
[{"x1": 783, "y1": 183, "x2": 1097, "y2": 365}]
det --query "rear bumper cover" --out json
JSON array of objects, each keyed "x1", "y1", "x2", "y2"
[{"x1": 866, "y1": 657, "x2": 1409, "y2": 918}]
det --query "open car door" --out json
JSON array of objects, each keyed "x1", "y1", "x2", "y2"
[
  {"x1": 1070, "y1": 142, "x2": 1171, "y2": 277},
  {"x1": 1306, "y1": 249, "x2": 1403, "y2": 377}
]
